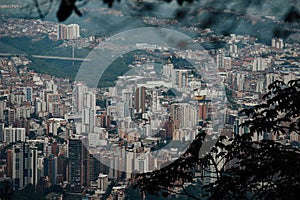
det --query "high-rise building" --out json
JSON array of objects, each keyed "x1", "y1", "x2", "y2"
[
  {"x1": 46, "y1": 80, "x2": 58, "y2": 94},
  {"x1": 46, "y1": 94, "x2": 60, "y2": 111},
  {"x1": 8, "y1": 143, "x2": 38, "y2": 190},
  {"x1": 252, "y1": 57, "x2": 266, "y2": 71},
  {"x1": 163, "y1": 63, "x2": 174, "y2": 79},
  {"x1": 271, "y1": 38, "x2": 284, "y2": 49},
  {"x1": 49, "y1": 103, "x2": 62, "y2": 118},
  {"x1": 4, "y1": 108, "x2": 16, "y2": 126},
  {"x1": 46, "y1": 94, "x2": 62, "y2": 117},
  {"x1": 0, "y1": 101, "x2": 6, "y2": 121},
  {"x1": 198, "y1": 102, "x2": 207, "y2": 121},
  {"x1": 152, "y1": 89, "x2": 161, "y2": 112},
  {"x1": 266, "y1": 73, "x2": 280, "y2": 88},
  {"x1": 89, "y1": 155, "x2": 101, "y2": 181},
  {"x1": 72, "y1": 82, "x2": 88, "y2": 113},
  {"x1": 97, "y1": 173, "x2": 108, "y2": 192},
  {"x1": 215, "y1": 54, "x2": 232, "y2": 70},
  {"x1": 172, "y1": 69, "x2": 190, "y2": 89},
  {"x1": 57, "y1": 24, "x2": 80, "y2": 40},
  {"x1": 3, "y1": 126, "x2": 26, "y2": 143},
  {"x1": 95, "y1": 112, "x2": 110, "y2": 128},
  {"x1": 170, "y1": 103, "x2": 198, "y2": 130},
  {"x1": 125, "y1": 151, "x2": 135, "y2": 179},
  {"x1": 14, "y1": 118, "x2": 30, "y2": 136},
  {"x1": 216, "y1": 54, "x2": 225, "y2": 69},
  {"x1": 81, "y1": 90, "x2": 96, "y2": 133},
  {"x1": 256, "y1": 80, "x2": 265, "y2": 93},
  {"x1": 22, "y1": 87, "x2": 33, "y2": 103},
  {"x1": 135, "y1": 86, "x2": 146, "y2": 114},
  {"x1": 6, "y1": 149, "x2": 13, "y2": 178},
  {"x1": 223, "y1": 57, "x2": 232, "y2": 69},
  {"x1": 235, "y1": 72, "x2": 245, "y2": 91},
  {"x1": 72, "y1": 82, "x2": 96, "y2": 134},
  {"x1": 137, "y1": 154, "x2": 149, "y2": 173},
  {"x1": 229, "y1": 44, "x2": 238, "y2": 56},
  {"x1": 122, "y1": 89, "x2": 133, "y2": 118},
  {"x1": 68, "y1": 136, "x2": 90, "y2": 190},
  {"x1": 67, "y1": 24, "x2": 80, "y2": 39},
  {"x1": 162, "y1": 118, "x2": 174, "y2": 141},
  {"x1": 28, "y1": 146, "x2": 38, "y2": 188},
  {"x1": 57, "y1": 24, "x2": 67, "y2": 40},
  {"x1": 34, "y1": 98, "x2": 47, "y2": 116},
  {"x1": 44, "y1": 155, "x2": 58, "y2": 186},
  {"x1": 0, "y1": 123, "x2": 4, "y2": 142}
]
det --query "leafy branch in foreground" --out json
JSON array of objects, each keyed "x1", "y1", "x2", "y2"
[
  {"x1": 207, "y1": 136, "x2": 300, "y2": 200},
  {"x1": 27, "y1": 0, "x2": 300, "y2": 24},
  {"x1": 134, "y1": 79, "x2": 300, "y2": 200},
  {"x1": 56, "y1": 0, "x2": 194, "y2": 22},
  {"x1": 135, "y1": 130, "x2": 220, "y2": 200},
  {"x1": 240, "y1": 79, "x2": 300, "y2": 135}
]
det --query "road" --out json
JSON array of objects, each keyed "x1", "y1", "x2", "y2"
[{"x1": 0, "y1": 53, "x2": 90, "y2": 61}]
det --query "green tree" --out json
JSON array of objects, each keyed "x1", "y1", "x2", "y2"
[
  {"x1": 135, "y1": 79, "x2": 300, "y2": 199},
  {"x1": 12, "y1": 183, "x2": 45, "y2": 200}
]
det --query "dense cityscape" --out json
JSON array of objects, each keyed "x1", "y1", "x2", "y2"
[{"x1": 0, "y1": 1, "x2": 300, "y2": 200}]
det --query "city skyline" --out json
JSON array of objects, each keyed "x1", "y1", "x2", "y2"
[{"x1": 0, "y1": 1, "x2": 299, "y2": 199}]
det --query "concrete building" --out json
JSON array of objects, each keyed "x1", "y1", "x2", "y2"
[
  {"x1": 170, "y1": 103, "x2": 198, "y2": 130},
  {"x1": 172, "y1": 69, "x2": 190, "y2": 89},
  {"x1": 134, "y1": 86, "x2": 146, "y2": 114},
  {"x1": 57, "y1": 24, "x2": 80, "y2": 40},
  {"x1": 68, "y1": 136, "x2": 90, "y2": 191},
  {"x1": 271, "y1": 38, "x2": 284, "y2": 49},
  {"x1": 3, "y1": 126, "x2": 25, "y2": 143},
  {"x1": 252, "y1": 57, "x2": 266, "y2": 71},
  {"x1": 8, "y1": 143, "x2": 38, "y2": 190}
]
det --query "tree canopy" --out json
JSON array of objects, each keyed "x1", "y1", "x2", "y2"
[
  {"x1": 134, "y1": 78, "x2": 300, "y2": 200},
  {"x1": 27, "y1": 0, "x2": 300, "y2": 24}
]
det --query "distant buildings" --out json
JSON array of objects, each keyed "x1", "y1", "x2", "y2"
[
  {"x1": 68, "y1": 136, "x2": 90, "y2": 190},
  {"x1": 229, "y1": 44, "x2": 238, "y2": 57},
  {"x1": 271, "y1": 38, "x2": 284, "y2": 49},
  {"x1": 97, "y1": 173, "x2": 108, "y2": 193},
  {"x1": 163, "y1": 63, "x2": 174, "y2": 78},
  {"x1": 57, "y1": 24, "x2": 80, "y2": 40},
  {"x1": 134, "y1": 86, "x2": 146, "y2": 114},
  {"x1": 0, "y1": 18, "x2": 300, "y2": 198},
  {"x1": 7, "y1": 143, "x2": 38, "y2": 190},
  {"x1": 23, "y1": 87, "x2": 33, "y2": 103},
  {"x1": 172, "y1": 69, "x2": 190, "y2": 89},
  {"x1": 0, "y1": 123, "x2": 27, "y2": 143},
  {"x1": 71, "y1": 82, "x2": 96, "y2": 134},
  {"x1": 2, "y1": 126, "x2": 25, "y2": 143},
  {"x1": 217, "y1": 54, "x2": 232, "y2": 69},
  {"x1": 252, "y1": 57, "x2": 266, "y2": 71},
  {"x1": 170, "y1": 103, "x2": 198, "y2": 130}
]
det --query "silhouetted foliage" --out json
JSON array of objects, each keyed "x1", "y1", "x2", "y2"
[
  {"x1": 284, "y1": 6, "x2": 300, "y2": 23},
  {"x1": 43, "y1": 184, "x2": 64, "y2": 195},
  {"x1": 22, "y1": 1, "x2": 300, "y2": 198},
  {"x1": 28, "y1": 0, "x2": 300, "y2": 25},
  {"x1": 55, "y1": 0, "x2": 193, "y2": 22},
  {"x1": 57, "y1": 0, "x2": 82, "y2": 22},
  {"x1": 135, "y1": 130, "x2": 215, "y2": 199},
  {"x1": 0, "y1": 179, "x2": 13, "y2": 200},
  {"x1": 12, "y1": 183, "x2": 44, "y2": 200},
  {"x1": 135, "y1": 79, "x2": 300, "y2": 199},
  {"x1": 207, "y1": 138, "x2": 300, "y2": 200},
  {"x1": 241, "y1": 79, "x2": 300, "y2": 136}
]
